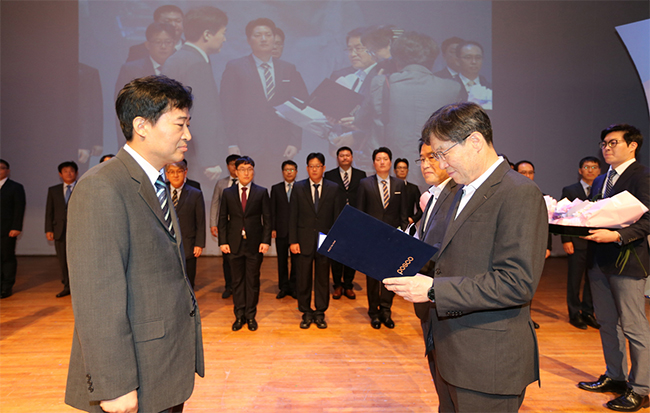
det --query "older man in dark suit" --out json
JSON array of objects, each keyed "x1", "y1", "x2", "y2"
[
  {"x1": 270, "y1": 160, "x2": 298, "y2": 299},
  {"x1": 0, "y1": 159, "x2": 26, "y2": 299},
  {"x1": 358, "y1": 147, "x2": 409, "y2": 329},
  {"x1": 166, "y1": 160, "x2": 206, "y2": 288},
  {"x1": 45, "y1": 160, "x2": 78, "y2": 298},
  {"x1": 324, "y1": 146, "x2": 366, "y2": 299},
  {"x1": 65, "y1": 76, "x2": 203, "y2": 413},
  {"x1": 578, "y1": 124, "x2": 650, "y2": 412},
  {"x1": 385, "y1": 103, "x2": 547, "y2": 412}
]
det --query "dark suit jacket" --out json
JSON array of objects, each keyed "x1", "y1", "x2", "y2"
[
  {"x1": 170, "y1": 183, "x2": 206, "y2": 259},
  {"x1": 324, "y1": 167, "x2": 366, "y2": 208},
  {"x1": 430, "y1": 161, "x2": 547, "y2": 395},
  {"x1": 45, "y1": 183, "x2": 69, "y2": 240},
  {"x1": 220, "y1": 55, "x2": 308, "y2": 158},
  {"x1": 357, "y1": 175, "x2": 409, "y2": 230},
  {"x1": 590, "y1": 162, "x2": 649, "y2": 277},
  {"x1": 288, "y1": 179, "x2": 342, "y2": 256},
  {"x1": 1, "y1": 179, "x2": 26, "y2": 237},
  {"x1": 185, "y1": 179, "x2": 201, "y2": 190},
  {"x1": 404, "y1": 181, "x2": 423, "y2": 224},
  {"x1": 560, "y1": 181, "x2": 589, "y2": 249},
  {"x1": 270, "y1": 182, "x2": 292, "y2": 239},
  {"x1": 433, "y1": 67, "x2": 457, "y2": 80},
  {"x1": 65, "y1": 148, "x2": 203, "y2": 412},
  {"x1": 126, "y1": 42, "x2": 149, "y2": 63},
  {"x1": 218, "y1": 183, "x2": 271, "y2": 255}
]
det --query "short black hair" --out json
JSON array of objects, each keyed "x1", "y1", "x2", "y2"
[
  {"x1": 579, "y1": 156, "x2": 601, "y2": 169},
  {"x1": 600, "y1": 123, "x2": 643, "y2": 157},
  {"x1": 441, "y1": 36, "x2": 464, "y2": 54},
  {"x1": 456, "y1": 40, "x2": 484, "y2": 58},
  {"x1": 391, "y1": 31, "x2": 439, "y2": 68},
  {"x1": 281, "y1": 160, "x2": 297, "y2": 170},
  {"x1": 515, "y1": 160, "x2": 534, "y2": 172},
  {"x1": 373, "y1": 147, "x2": 392, "y2": 162},
  {"x1": 394, "y1": 158, "x2": 409, "y2": 169},
  {"x1": 116, "y1": 75, "x2": 193, "y2": 141},
  {"x1": 58, "y1": 161, "x2": 78, "y2": 173},
  {"x1": 0, "y1": 159, "x2": 9, "y2": 169},
  {"x1": 246, "y1": 18, "x2": 276, "y2": 39},
  {"x1": 361, "y1": 25, "x2": 396, "y2": 52},
  {"x1": 421, "y1": 102, "x2": 493, "y2": 146},
  {"x1": 99, "y1": 154, "x2": 115, "y2": 163},
  {"x1": 274, "y1": 27, "x2": 285, "y2": 42},
  {"x1": 235, "y1": 156, "x2": 255, "y2": 169},
  {"x1": 226, "y1": 154, "x2": 240, "y2": 164},
  {"x1": 346, "y1": 27, "x2": 369, "y2": 45},
  {"x1": 183, "y1": 6, "x2": 228, "y2": 42},
  {"x1": 306, "y1": 152, "x2": 325, "y2": 165},
  {"x1": 153, "y1": 5, "x2": 183, "y2": 22},
  {"x1": 336, "y1": 146, "x2": 353, "y2": 156},
  {"x1": 145, "y1": 22, "x2": 176, "y2": 42}
]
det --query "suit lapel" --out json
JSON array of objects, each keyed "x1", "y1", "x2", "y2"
[
  {"x1": 422, "y1": 181, "x2": 455, "y2": 239},
  {"x1": 371, "y1": 175, "x2": 383, "y2": 207},
  {"x1": 247, "y1": 55, "x2": 268, "y2": 101},
  {"x1": 611, "y1": 162, "x2": 639, "y2": 196}
]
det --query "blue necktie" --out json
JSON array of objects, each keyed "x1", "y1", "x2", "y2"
[
  {"x1": 65, "y1": 184, "x2": 72, "y2": 204},
  {"x1": 604, "y1": 170, "x2": 617, "y2": 198}
]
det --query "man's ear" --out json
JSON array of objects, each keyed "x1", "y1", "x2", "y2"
[
  {"x1": 132, "y1": 116, "x2": 148, "y2": 139},
  {"x1": 469, "y1": 132, "x2": 485, "y2": 151}
]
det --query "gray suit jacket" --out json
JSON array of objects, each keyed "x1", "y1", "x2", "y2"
[
  {"x1": 210, "y1": 175, "x2": 237, "y2": 228},
  {"x1": 65, "y1": 149, "x2": 204, "y2": 412},
  {"x1": 430, "y1": 161, "x2": 547, "y2": 395}
]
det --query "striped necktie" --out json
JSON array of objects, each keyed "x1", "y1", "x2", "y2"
[
  {"x1": 65, "y1": 184, "x2": 72, "y2": 204},
  {"x1": 287, "y1": 182, "x2": 292, "y2": 201},
  {"x1": 381, "y1": 180, "x2": 389, "y2": 209},
  {"x1": 261, "y1": 63, "x2": 275, "y2": 101},
  {"x1": 172, "y1": 189, "x2": 179, "y2": 208},
  {"x1": 154, "y1": 176, "x2": 175, "y2": 237},
  {"x1": 343, "y1": 171, "x2": 350, "y2": 190},
  {"x1": 604, "y1": 170, "x2": 617, "y2": 198}
]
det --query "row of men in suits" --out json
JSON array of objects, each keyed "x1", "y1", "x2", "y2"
[{"x1": 0, "y1": 159, "x2": 26, "y2": 299}]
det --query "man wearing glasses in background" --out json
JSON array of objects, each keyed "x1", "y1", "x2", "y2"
[{"x1": 385, "y1": 102, "x2": 547, "y2": 412}]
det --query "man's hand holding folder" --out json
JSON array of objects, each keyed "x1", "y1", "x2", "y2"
[{"x1": 383, "y1": 275, "x2": 433, "y2": 303}]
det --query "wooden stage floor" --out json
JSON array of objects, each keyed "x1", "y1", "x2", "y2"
[{"x1": 1, "y1": 256, "x2": 648, "y2": 412}]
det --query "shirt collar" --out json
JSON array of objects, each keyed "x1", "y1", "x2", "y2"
[
  {"x1": 464, "y1": 156, "x2": 504, "y2": 193},
  {"x1": 609, "y1": 158, "x2": 635, "y2": 176},
  {"x1": 459, "y1": 73, "x2": 481, "y2": 86},
  {"x1": 123, "y1": 143, "x2": 163, "y2": 187},
  {"x1": 253, "y1": 53, "x2": 273, "y2": 69}
]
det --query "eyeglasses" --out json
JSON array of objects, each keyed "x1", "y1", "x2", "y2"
[
  {"x1": 345, "y1": 47, "x2": 368, "y2": 55},
  {"x1": 394, "y1": 166, "x2": 408, "y2": 171},
  {"x1": 151, "y1": 40, "x2": 175, "y2": 47},
  {"x1": 283, "y1": 168, "x2": 296, "y2": 173},
  {"x1": 415, "y1": 154, "x2": 436, "y2": 166},
  {"x1": 581, "y1": 165, "x2": 600, "y2": 171},
  {"x1": 307, "y1": 164, "x2": 324, "y2": 170},
  {"x1": 430, "y1": 133, "x2": 473, "y2": 162},
  {"x1": 599, "y1": 139, "x2": 623, "y2": 149},
  {"x1": 460, "y1": 55, "x2": 483, "y2": 62},
  {"x1": 237, "y1": 167, "x2": 254, "y2": 173}
]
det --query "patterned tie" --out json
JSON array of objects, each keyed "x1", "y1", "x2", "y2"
[
  {"x1": 343, "y1": 171, "x2": 350, "y2": 190},
  {"x1": 287, "y1": 182, "x2": 292, "y2": 201},
  {"x1": 65, "y1": 184, "x2": 72, "y2": 204},
  {"x1": 261, "y1": 63, "x2": 275, "y2": 101},
  {"x1": 154, "y1": 176, "x2": 175, "y2": 237},
  {"x1": 241, "y1": 187, "x2": 248, "y2": 211},
  {"x1": 585, "y1": 185, "x2": 591, "y2": 198},
  {"x1": 172, "y1": 189, "x2": 179, "y2": 208},
  {"x1": 313, "y1": 183, "x2": 320, "y2": 212},
  {"x1": 381, "y1": 180, "x2": 389, "y2": 209},
  {"x1": 604, "y1": 170, "x2": 617, "y2": 198}
]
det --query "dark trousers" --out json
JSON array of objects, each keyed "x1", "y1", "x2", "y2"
[
  {"x1": 222, "y1": 251, "x2": 232, "y2": 289},
  {"x1": 366, "y1": 275, "x2": 394, "y2": 319},
  {"x1": 427, "y1": 350, "x2": 526, "y2": 412},
  {"x1": 160, "y1": 403, "x2": 184, "y2": 413},
  {"x1": 296, "y1": 251, "x2": 330, "y2": 321},
  {"x1": 275, "y1": 235, "x2": 296, "y2": 292},
  {"x1": 229, "y1": 239, "x2": 263, "y2": 320},
  {"x1": 186, "y1": 257, "x2": 197, "y2": 288},
  {"x1": 55, "y1": 238, "x2": 69, "y2": 290},
  {"x1": 331, "y1": 260, "x2": 355, "y2": 290},
  {"x1": 566, "y1": 247, "x2": 594, "y2": 319},
  {"x1": 1, "y1": 236, "x2": 17, "y2": 293}
]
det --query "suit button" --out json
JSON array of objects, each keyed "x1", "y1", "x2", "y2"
[
  {"x1": 86, "y1": 374, "x2": 91, "y2": 379},
  {"x1": 435, "y1": 268, "x2": 441, "y2": 275},
  {"x1": 189, "y1": 310, "x2": 195, "y2": 317},
  {"x1": 88, "y1": 386, "x2": 94, "y2": 393}
]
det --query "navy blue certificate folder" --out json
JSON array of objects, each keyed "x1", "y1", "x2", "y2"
[{"x1": 317, "y1": 205, "x2": 438, "y2": 281}]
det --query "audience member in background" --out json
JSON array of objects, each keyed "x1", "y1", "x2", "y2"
[
  {"x1": 578, "y1": 124, "x2": 649, "y2": 412},
  {"x1": 166, "y1": 160, "x2": 206, "y2": 288},
  {"x1": 218, "y1": 157, "x2": 271, "y2": 332},
  {"x1": 434, "y1": 36, "x2": 464, "y2": 80},
  {"x1": 126, "y1": 4, "x2": 185, "y2": 62},
  {"x1": 456, "y1": 40, "x2": 492, "y2": 108},
  {"x1": 361, "y1": 25, "x2": 399, "y2": 75},
  {"x1": 270, "y1": 160, "x2": 298, "y2": 299},
  {"x1": 45, "y1": 161, "x2": 78, "y2": 298},
  {"x1": 324, "y1": 146, "x2": 367, "y2": 299},
  {"x1": 272, "y1": 27, "x2": 285, "y2": 59},
  {"x1": 163, "y1": 6, "x2": 228, "y2": 182},
  {"x1": 393, "y1": 158, "x2": 422, "y2": 229},
  {"x1": 210, "y1": 154, "x2": 241, "y2": 299},
  {"x1": 561, "y1": 156, "x2": 601, "y2": 330},
  {"x1": 289, "y1": 153, "x2": 342, "y2": 329},
  {"x1": 0, "y1": 159, "x2": 26, "y2": 299},
  {"x1": 99, "y1": 154, "x2": 115, "y2": 163},
  {"x1": 357, "y1": 147, "x2": 408, "y2": 329}
]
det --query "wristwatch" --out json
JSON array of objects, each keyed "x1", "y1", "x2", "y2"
[{"x1": 427, "y1": 285, "x2": 435, "y2": 303}]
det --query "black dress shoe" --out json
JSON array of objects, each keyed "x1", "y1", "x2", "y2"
[
  {"x1": 583, "y1": 313, "x2": 601, "y2": 329},
  {"x1": 300, "y1": 318, "x2": 312, "y2": 329},
  {"x1": 578, "y1": 375, "x2": 629, "y2": 394},
  {"x1": 314, "y1": 319, "x2": 327, "y2": 329},
  {"x1": 533, "y1": 320, "x2": 540, "y2": 329},
  {"x1": 1, "y1": 290, "x2": 13, "y2": 299},
  {"x1": 232, "y1": 318, "x2": 245, "y2": 331},
  {"x1": 606, "y1": 388, "x2": 649, "y2": 412},
  {"x1": 289, "y1": 290, "x2": 297, "y2": 299},
  {"x1": 247, "y1": 319, "x2": 258, "y2": 331},
  {"x1": 222, "y1": 288, "x2": 233, "y2": 299},
  {"x1": 56, "y1": 289, "x2": 70, "y2": 298},
  {"x1": 570, "y1": 315, "x2": 588, "y2": 330},
  {"x1": 370, "y1": 318, "x2": 382, "y2": 329},
  {"x1": 276, "y1": 290, "x2": 288, "y2": 299},
  {"x1": 382, "y1": 317, "x2": 395, "y2": 329}
]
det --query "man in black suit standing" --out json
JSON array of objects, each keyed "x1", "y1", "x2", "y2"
[
  {"x1": 456, "y1": 40, "x2": 492, "y2": 108},
  {"x1": 289, "y1": 153, "x2": 342, "y2": 329},
  {"x1": 0, "y1": 159, "x2": 26, "y2": 299},
  {"x1": 561, "y1": 156, "x2": 601, "y2": 330},
  {"x1": 324, "y1": 146, "x2": 366, "y2": 299},
  {"x1": 45, "y1": 161, "x2": 78, "y2": 298},
  {"x1": 578, "y1": 124, "x2": 650, "y2": 412},
  {"x1": 166, "y1": 160, "x2": 206, "y2": 288},
  {"x1": 357, "y1": 147, "x2": 409, "y2": 329},
  {"x1": 270, "y1": 160, "x2": 298, "y2": 299},
  {"x1": 220, "y1": 17, "x2": 308, "y2": 189},
  {"x1": 393, "y1": 158, "x2": 423, "y2": 229},
  {"x1": 126, "y1": 5, "x2": 185, "y2": 62},
  {"x1": 433, "y1": 36, "x2": 464, "y2": 80},
  {"x1": 218, "y1": 157, "x2": 271, "y2": 332}
]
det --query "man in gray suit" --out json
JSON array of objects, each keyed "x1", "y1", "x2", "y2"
[
  {"x1": 65, "y1": 76, "x2": 204, "y2": 413},
  {"x1": 385, "y1": 102, "x2": 547, "y2": 412}
]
